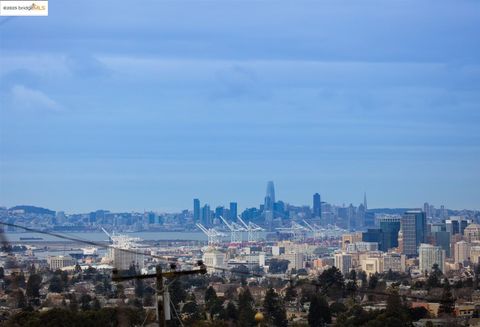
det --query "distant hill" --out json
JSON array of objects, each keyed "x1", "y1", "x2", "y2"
[
  {"x1": 9, "y1": 205, "x2": 55, "y2": 216},
  {"x1": 368, "y1": 208, "x2": 416, "y2": 215}
]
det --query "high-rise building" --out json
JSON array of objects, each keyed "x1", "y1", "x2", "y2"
[
  {"x1": 401, "y1": 210, "x2": 426, "y2": 257},
  {"x1": 193, "y1": 199, "x2": 200, "y2": 222},
  {"x1": 357, "y1": 204, "x2": 366, "y2": 228},
  {"x1": 419, "y1": 243, "x2": 445, "y2": 273},
  {"x1": 265, "y1": 181, "x2": 275, "y2": 209},
  {"x1": 464, "y1": 224, "x2": 480, "y2": 243},
  {"x1": 364, "y1": 211, "x2": 375, "y2": 227},
  {"x1": 454, "y1": 241, "x2": 470, "y2": 265},
  {"x1": 215, "y1": 206, "x2": 224, "y2": 219},
  {"x1": 364, "y1": 192, "x2": 367, "y2": 210},
  {"x1": 342, "y1": 232, "x2": 363, "y2": 250},
  {"x1": 313, "y1": 193, "x2": 321, "y2": 218},
  {"x1": 380, "y1": 217, "x2": 401, "y2": 251},
  {"x1": 433, "y1": 231, "x2": 451, "y2": 257},
  {"x1": 348, "y1": 204, "x2": 356, "y2": 231},
  {"x1": 362, "y1": 229, "x2": 383, "y2": 250},
  {"x1": 383, "y1": 253, "x2": 406, "y2": 273},
  {"x1": 424, "y1": 202, "x2": 430, "y2": 218},
  {"x1": 334, "y1": 252, "x2": 352, "y2": 275},
  {"x1": 284, "y1": 252, "x2": 305, "y2": 271},
  {"x1": 470, "y1": 246, "x2": 480, "y2": 265},
  {"x1": 264, "y1": 181, "x2": 275, "y2": 229},
  {"x1": 229, "y1": 202, "x2": 238, "y2": 221},
  {"x1": 446, "y1": 217, "x2": 471, "y2": 236},
  {"x1": 440, "y1": 205, "x2": 447, "y2": 220},
  {"x1": 201, "y1": 204, "x2": 212, "y2": 227}
]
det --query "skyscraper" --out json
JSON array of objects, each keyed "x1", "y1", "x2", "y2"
[
  {"x1": 193, "y1": 198, "x2": 200, "y2": 222},
  {"x1": 363, "y1": 192, "x2": 367, "y2": 210},
  {"x1": 454, "y1": 241, "x2": 470, "y2": 265},
  {"x1": 401, "y1": 210, "x2": 426, "y2": 257},
  {"x1": 265, "y1": 181, "x2": 275, "y2": 210},
  {"x1": 201, "y1": 204, "x2": 212, "y2": 227},
  {"x1": 445, "y1": 217, "x2": 471, "y2": 236},
  {"x1": 313, "y1": 193, "x2": 321, "y2": 218},
  {"x1": 264, "y1": 181, "x2": 275, "y2": 230},
  {"x1": 215, "y1": 206, "x2": 224, "y2": 219},
  {"x1": 419, "y1": 243, "x2": 445, "y2": 273},
  {"x1": 229, "y1": 202, "x2": 238, "y2": 221},
  {"x1": 424, "y1": 202, "x2": 430, "y2": 218},
  {"x1": 379, "y1": 217, "x2": 401, "y2": 251}
]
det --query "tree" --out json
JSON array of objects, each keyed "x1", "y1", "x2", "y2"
[
  {"x1": 385, "y1": 289, "x2": 408, "y2": 322},
  {"x1": 263, "y1": 288, "x2": 287, "y2": 327},
  {"x1": 329, "y1": 302, "x2": 347, "y2": 317},
  {"x1": 92, "y1": 298, "x2": 101, "y2": 310},
  {"x1": 308, "y1": 294, "x2": 331, "y2": 327},
  {"x1": 134, "y1": 279, "x2": 144, "y2": 298},
  {"x1": 69, "y1": 295, "x2": 78, "y2": 311},
  {"x1": 284, "y1": 284, "x2": 297, "y2": 302},
  {"x1": 205, "y1": 286, "x2": 218, "y2": 309},
  {"x1": 80, "y1": 294, "x2": 92, "y2": 311},
  {"x1": 438, "y1": 279, "x2": 454, "y2": 316},
  {"x1": 348, "y1": 269, "x2": 357, "y2": 281},
  {"x1": 15, "y1": 290, "x2": 27, "y2": 309},
  {"x1": 238, "y1": 288, "x2": 256, "y2": 327},
  {"x1": 409, "y1": 307, "x2": 430, "y2": 321},
  {"x1": 49, "y1": 275, "x2": 64, "y2": 293},
  {"x1": 426, "y1": 264, "x2": 443, "y2": 289},
  {"x1": 357, "y1": 270, "x2": 367, "y2": 288},
  {"x1": 169, "y1": 277, "x2": 187, "y2": 308},
  {"x1": 368, "y1": 274, "x2": 378, "y2": 290},
  {"x1": 318, "y1": 267, "x2": 344, "y2": 298},
  {"x1": 12, "y1": 271, "x2": 26, "y2": 289},
  {"x1": 74, "y1": 264, "x2": 82, "y2": 274},
  {"x1": 345, "y1": 280, "x2": 357, "y2": 298},
  {"x1": 26, "y1": 273, "x2": 42, "y2": 299},
  {"x1": 182, "y1": 301, "x2": 202, "y2": 321},
  {"x1": 226, "y1": 301, "x2": 238, "y2": 322},
  {"x1": 268, "y1": 259, "x2": 290, "y2": 274}
]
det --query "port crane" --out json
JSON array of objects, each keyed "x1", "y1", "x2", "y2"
[
  {"x1": 237, "y1": 216, "x2": 265, "y2": 243},
  {"x1": 219, "y1": 216, "x2": 246, "y2": 244}
]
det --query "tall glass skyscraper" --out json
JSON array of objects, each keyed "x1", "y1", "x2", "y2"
[
  {"x1": 229, "y1": 202, "x2": 237, "y2": 221},
  {"x1": 379, "y1": 217, "x2": 401, "y2": 251},
  {"x1": 193, "y1": 198, "x2": 200, "y2": 222},
  {"x1": 313, "y1": 193, "x2": 321, "y2": 218},
  {"x1": 264, "y1": 181, "x2": 275, "y2": 230},
  {"x1": 401, "y1": 210, "x2": 426, "y2": 257}
]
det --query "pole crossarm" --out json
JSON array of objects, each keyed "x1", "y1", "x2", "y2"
[{"x1": 112, "y1": 267, "x2": 207, "y2": 282}]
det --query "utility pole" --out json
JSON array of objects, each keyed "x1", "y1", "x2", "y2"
[
  {"x1": 112, "y1": 262, "x2": 206, "y2": 327},
  {"x1": 156, "y1": 265, "x2": 165, "y2": 327}
]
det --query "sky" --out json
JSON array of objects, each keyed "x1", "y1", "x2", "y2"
[{"x1": 1, "y1": 0, "x2": 479, "y2": 213}]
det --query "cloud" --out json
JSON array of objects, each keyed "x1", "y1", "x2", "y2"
[
  {"x1": 10, "y1": 85, "x2": 62, "y2": 112},
  {"x1": 211, "y1": 64, "x2": 269, "y2": 100}
]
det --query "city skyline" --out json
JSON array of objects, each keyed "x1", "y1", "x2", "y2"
[{"x1": 1, "y1": 186, "x2": 475, "y2": 214}]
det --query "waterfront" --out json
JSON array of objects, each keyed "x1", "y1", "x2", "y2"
[{"x1": 4, "y1": 231, "x2": 208, "y2": 242}]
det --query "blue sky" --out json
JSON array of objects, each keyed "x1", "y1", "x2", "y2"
[{"x1": 1, "y1": 1, "x2": 479, "y2": 213}]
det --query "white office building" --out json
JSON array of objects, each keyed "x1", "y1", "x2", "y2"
[
  {"x1": 202, "y1": 248, "x2": 226, "y2": 273},
  {"x1": 454, "y1": 241, "x2": 471, "y2": 265},
  {"x1": 334, "y1": 252, "x2": 352, "y2": 275},
  {"x1": 419, "y1": 243, "x2": 445, "y2": 273},
  {"x1": 48, "y1": 255, "x2": 76, "y2": 270}
]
